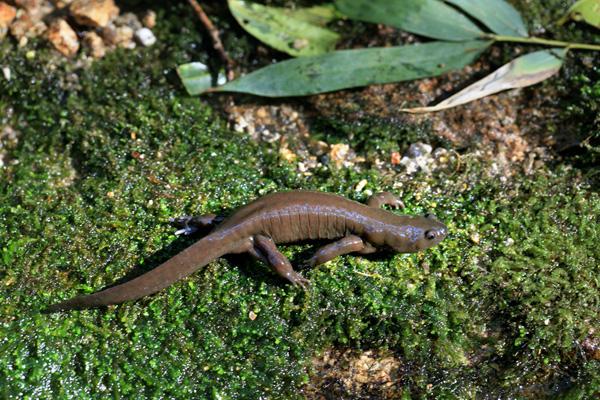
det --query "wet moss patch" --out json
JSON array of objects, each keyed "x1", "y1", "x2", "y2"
[{"x1": 1, "y1": 2, "x2": 599, "y2": 399}]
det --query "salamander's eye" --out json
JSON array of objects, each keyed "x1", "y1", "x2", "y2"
[{"x1": 425, "y1": 230, "x2": 437, "y2": 240}]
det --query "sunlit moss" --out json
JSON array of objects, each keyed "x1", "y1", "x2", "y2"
[{"x1": 0, "y1": 2, "x2": 598, "y2": 399}]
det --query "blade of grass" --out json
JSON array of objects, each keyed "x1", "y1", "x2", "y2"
[
  {"x1": 444, "y1": 0, "x2": 528, "y2": 36},
  {"x1": 335, "y1": 0, "x2": 484, "y2": 41},
  {"x1": 213, "y1": 41, "x2": 491, "y2": 97},
  {"x1": 402, "y1": 48, "x2": 567, "y2": 113}
]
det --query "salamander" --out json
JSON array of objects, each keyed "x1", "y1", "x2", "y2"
[{"x1": 48, "y1": 191, "x2": 447, "y2": 311}]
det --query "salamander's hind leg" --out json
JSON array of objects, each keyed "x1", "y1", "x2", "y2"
[
  {"x1": 367, "y1": 192, "x2": 404, "y2": 209},
  {"x1": 170, "y1": 214, "x2": 225, "y2": 236},
  {"x1": 305, "y1": 235, "x2": 376, "y2": 268},
  {"x1": 253, "y1": 235, "x2": 309, "y2": 289}
]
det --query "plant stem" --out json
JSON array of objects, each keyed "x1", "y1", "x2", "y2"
[
  {"x1": 188, "y1": 0, "x2": 235, "y2": 81},
  {"x1": 487, "y1": 34, "x2": 600, "y2": 51}
]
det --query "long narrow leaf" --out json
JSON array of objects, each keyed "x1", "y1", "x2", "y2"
[
  {"x1": 228, "y1": 0, "x2": 340, "y2": 57},
  {"x1": 444, "y1": 0, "x2": 528, "y2": 36},
  {"x1": 335, "y1": 0, "x2": 484, "y2": 41},
  {"x1": 402, "y1": 49, "x2": 567, "y2": 113},
  {"x1": 214, "y1": 41, "x2": 491, "y2": 97}
]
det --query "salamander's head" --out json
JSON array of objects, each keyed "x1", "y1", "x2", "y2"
[{"x1": 386, "y1": 213, "x2": 448, "y2": 252}]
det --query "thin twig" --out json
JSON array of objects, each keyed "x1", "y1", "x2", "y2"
[{"x1": 187, "y1": 0, "x2": 235, "y2": 81}]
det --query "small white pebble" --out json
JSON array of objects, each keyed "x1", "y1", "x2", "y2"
[
  {"x1": 216, "y1": 72, "x2": 227, "y2": 86},
  {"x1": 1, "y1": 66, "x2": 10, "y2": 81},
  {"x1": 134, "y1": 27, "x2": 156, "y2": 47},
  {"x1": 355, "y1": 179, "x2": 368, "y2": 192},
  {"x1": 298, "y1": 162, "x2": 309, "y2": 173},
  {"x1": 406, "y1": 142, "x2": 432, "y2": 158}
]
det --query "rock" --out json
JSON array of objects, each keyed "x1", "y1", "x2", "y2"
[
  {"x1": 70, "y1": 0, "x2": 118, "y2": 27},
  {"x1": 14, "y1": 0, "x2": 42, "y2": 12},
  {"x1": 141, "y1": 10, "x2": 155, "y2": 28},
  {"x1": 0, "y1": 2, "x2": 17, "y2": 29},
  {"x1": 134, "y1": 27, "x2": 155, "y2": 47},
  {"x1": 10, "y1": 12, "x2": 47, "y2": 39},
  {"x1": 82, "y1": 30, "x2": 105, "y2": 58},
  {"x1": 10, "y1": 14, "x2": 32, "y2": 39},
  {"x1": 114, "y1": 12, "x2": 141, "y2": 30},
  {"x1": 29, "y1": 0, "x2": 56, "y2": 19},
  {"x1": 406, "y1": 142, "x2": 432, "y2": 158},
  {"x1": 47, "y1": 18, "x2": 79, "y2": 56},
  {"x1": 100, "y1": 23, "x2": 134, "y2": 48},
  {"x1": 399, "y1": 142, "x2": 434, "y2": 174},
  {"x1": 114, "y1": 25, "x2": 133, "y2": 47},
  {"x1": 51, "y1": 0, "x2": 75, "y2": 7},
  {"x1": 99, "y1": 23, "x2": 116, "y2": 44}
]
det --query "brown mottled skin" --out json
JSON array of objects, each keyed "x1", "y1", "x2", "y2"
[{"x1": 48, "y1": 191, "x2": 447, "y2": 311}]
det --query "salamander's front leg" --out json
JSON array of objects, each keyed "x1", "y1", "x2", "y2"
[
  {"x1": 253, "y1": 235, "x2": 310, "y2": 289},
  {"x1": 367, "y1": 192, "x2": 404, "y2": 209},
  {"x1": 170, "y1": 214, "x2": 225, "y2": 236},
  {"x1": 306, "y1": 235, "x2": 374, "y2": 268}
]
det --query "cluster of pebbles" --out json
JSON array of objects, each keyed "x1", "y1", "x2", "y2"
[{"x1": 0, "y1": 0, "x2": 156, "y2": 58}]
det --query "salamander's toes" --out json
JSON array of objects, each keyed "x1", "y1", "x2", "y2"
[
  {"x1": 289, "y1": 272, "x2": 310, "y2": 290},
  {"x1": 170, "y1": 214, "x2": 222, "y2": 235},
  {"x1": 170, "y1": 216, "x2": 199, "y2": 236},
  {"x1": 391, "y1": 199, "x2": 405, "y2": 209},
  {"x1": 174, "y1": 227, "x2": 195, "y2": 236}
]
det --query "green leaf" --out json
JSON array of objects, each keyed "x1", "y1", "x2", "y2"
[
  {"x1": 558, "y1": 0, "x2": 600, "y2": 29},
  {"x1": 335, "y1": 0, "x2": 484, "y2": 41},
  {"x1": 444, "y1": 0, "x2": 528, "y2": 36},
  {"x1": 402, "y1": 48, "x2": 567, "y2": 113},
  {"x1": 285, "y1": 4, "x2": 340, "y2": 26},
  {"x1": 215, "y1": 41, "x2": 491, "y2": 97},
  {"x1": 177, "y1": 62, "x2": 212, "y2": 96},
  {"x1": 227, "y1": 0, "x2": 340, "y2": 57},
  {"x1": 177, "y1": 62, "x2": 224, "y2": 96}
]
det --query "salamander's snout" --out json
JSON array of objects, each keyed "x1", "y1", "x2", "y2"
[
  {"x1": 415, "y1": 216, "x2": 447, "y2": 250},
  {"x1": 386, "y1": 214, "x2": 448, "y2": 253}
]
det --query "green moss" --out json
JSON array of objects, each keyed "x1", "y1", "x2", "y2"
[
  {"x1": 558, "y1": 66, "x2": 600, "y2": 171},
  {"x1": 1, "y1": 2, "x2": 599, "y2": 399}
]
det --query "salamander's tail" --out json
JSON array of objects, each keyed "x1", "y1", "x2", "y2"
[{"x1": 47, "y1": 234, "x2": 234, "y2": 312}]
